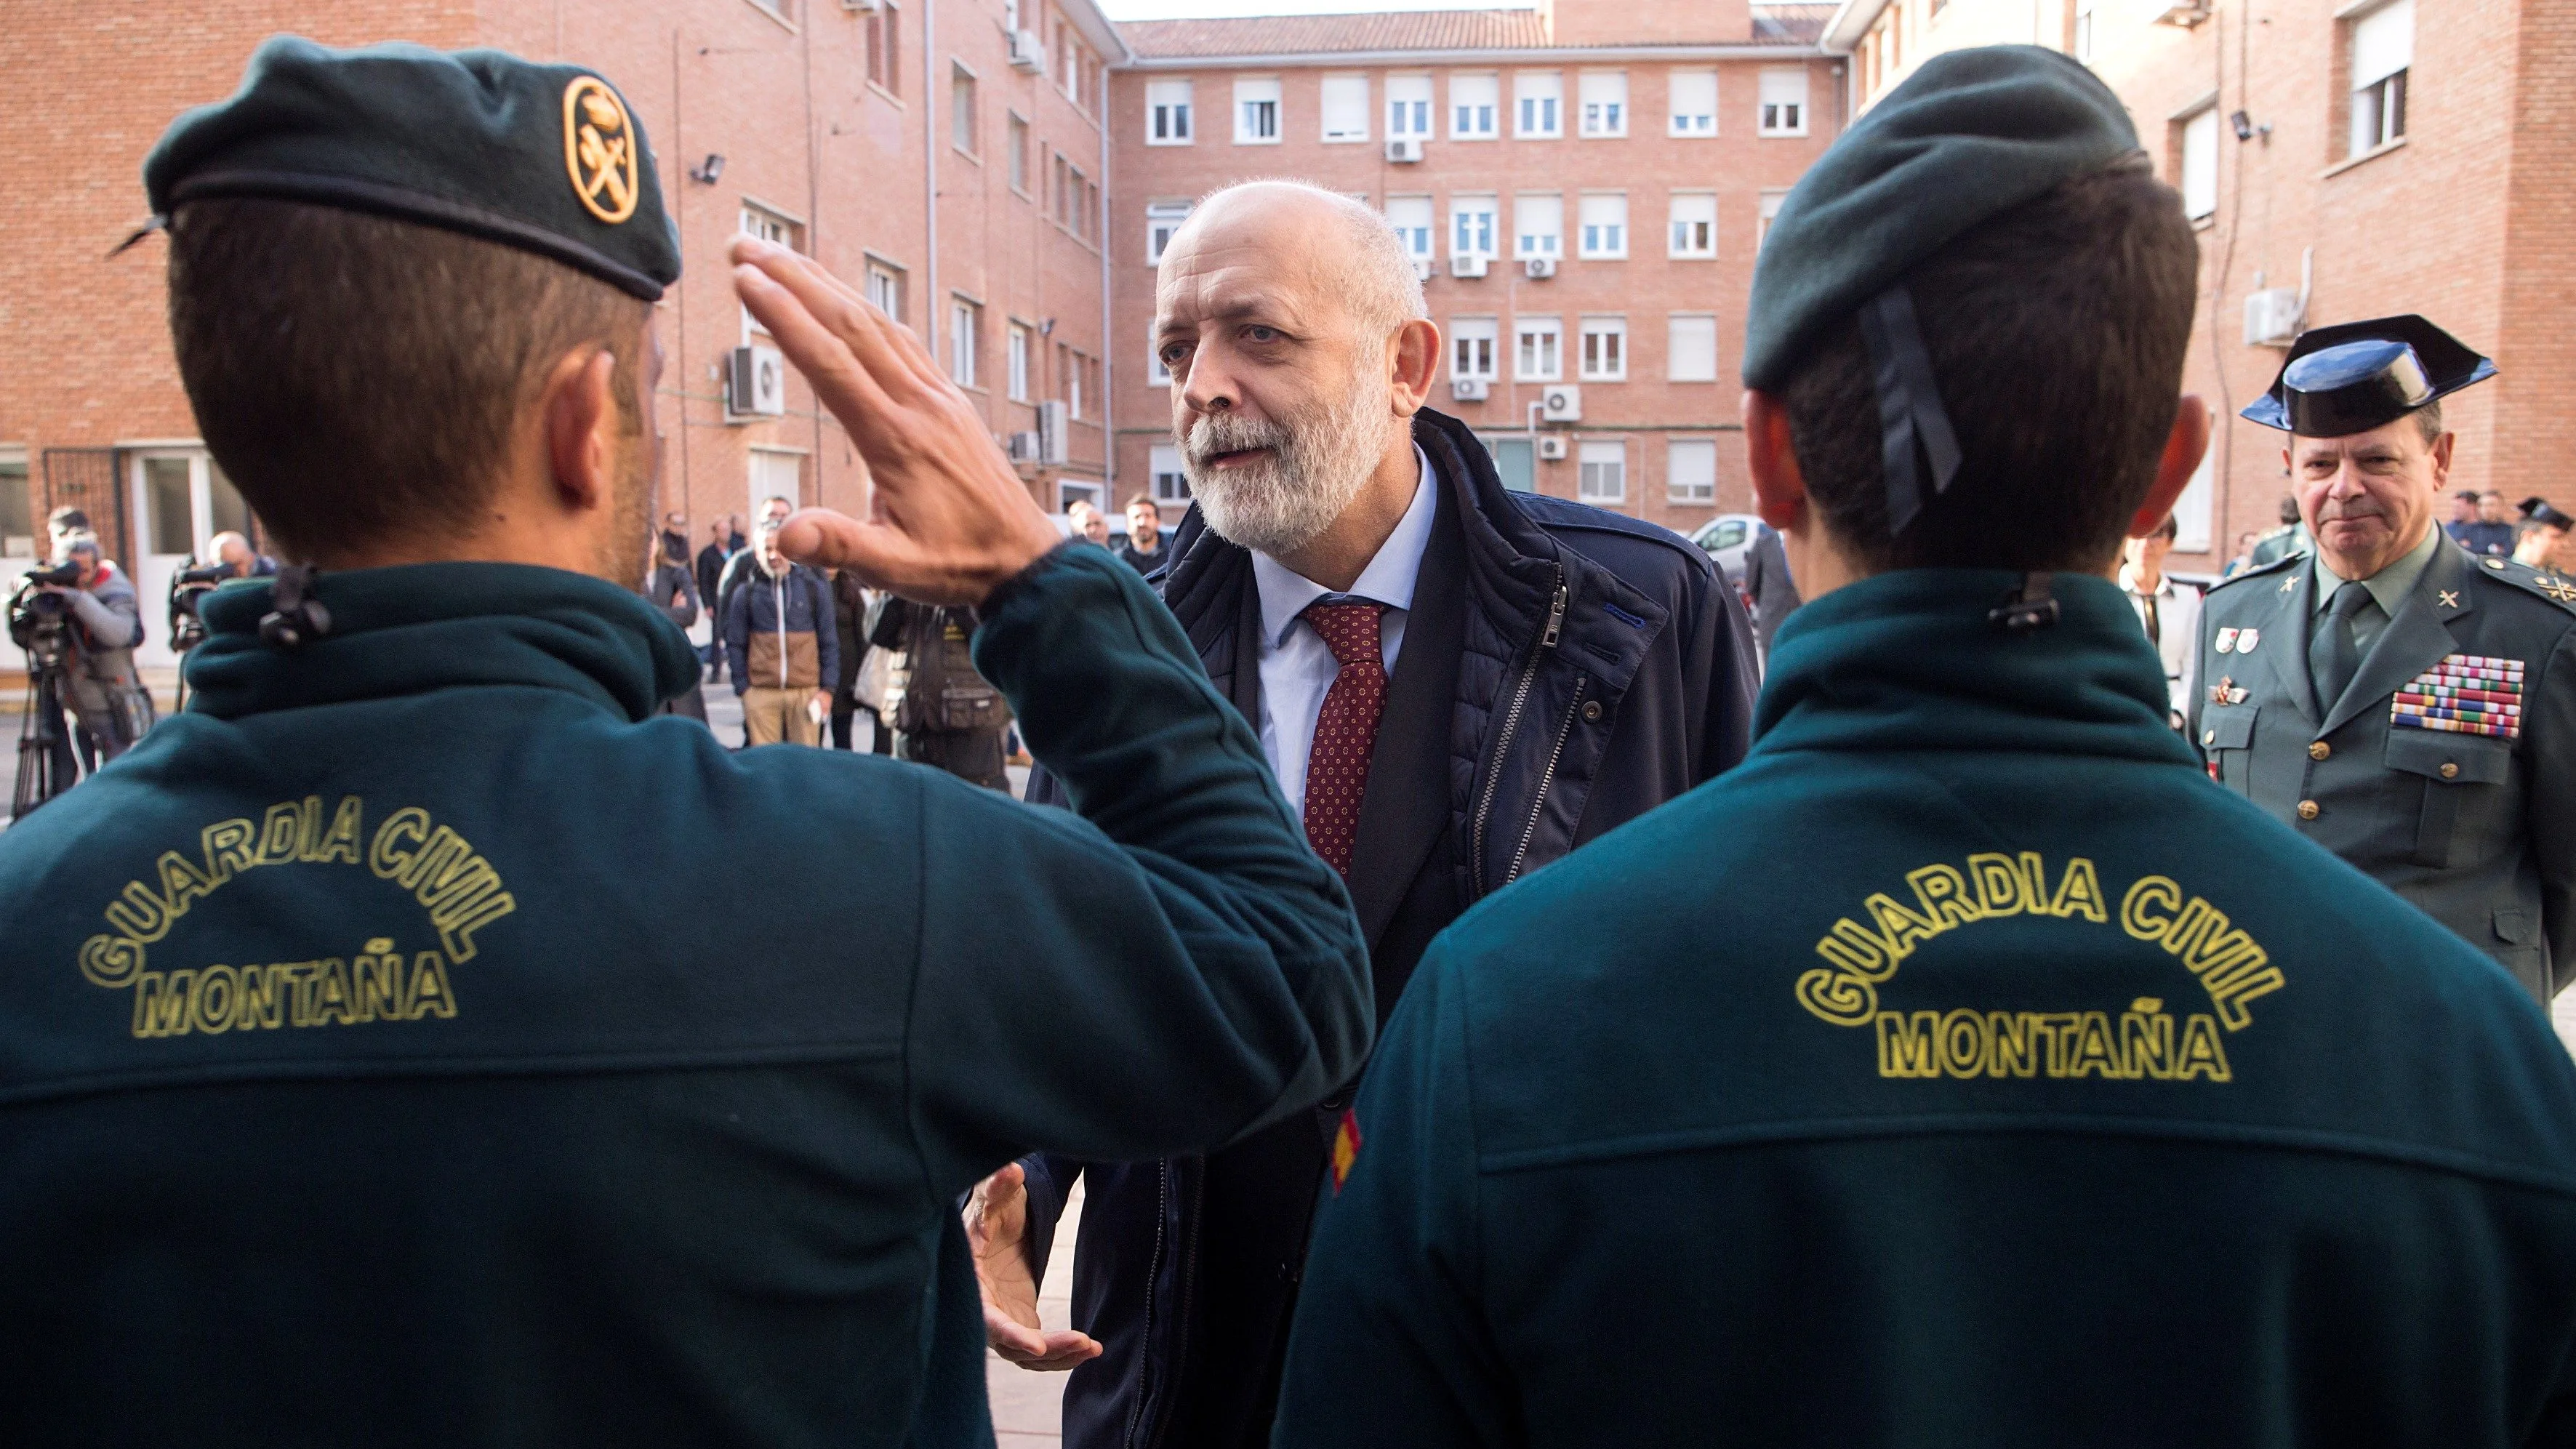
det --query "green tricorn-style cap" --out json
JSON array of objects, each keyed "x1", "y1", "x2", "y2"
[
  {"x1": 1741, "y1": 47, "x2": 2142, "y2": 533},
  {"x1": 2239, "y1": 314, "x2": 2496, "y2": 436},
  {"x1": 141, "y1": 35, "x2": 681, "y2": 301}
]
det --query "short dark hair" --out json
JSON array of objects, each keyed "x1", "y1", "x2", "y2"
[
  {"x1": 1126, "y1": 494, "x2": 1159, "y2": 513},
  {"x1": 1781, "y1": 163, "x2": 2198, "y2": 573},
  {"x1": 2150, "y1": 513, "x2": 2178, "y2": 542},
  {"x1": 2278, "y1": 494, "x2": 2301, "y2": 526},
  {"x1": 47, "y1": 507, "x2": 88, "y2": 532},
  {"x1": 166, "y1": 198, "x2": 647, "y2": 559},
  {"x1": 2456, "y1": 489, "x2": 2481, "y2": 502}
]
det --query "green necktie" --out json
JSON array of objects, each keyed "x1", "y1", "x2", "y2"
[{"x1": 2308, "y1": 581, "x2": 2373, "y2": 710}]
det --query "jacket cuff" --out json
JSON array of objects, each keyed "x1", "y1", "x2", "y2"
[{"x1": 974, "y1": 539, "x2": 1086, "y2": 630}]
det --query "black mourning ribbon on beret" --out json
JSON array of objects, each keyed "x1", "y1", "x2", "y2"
[{"x1": 1858, "y1": 285, "x2": 1963, "y2": 535}]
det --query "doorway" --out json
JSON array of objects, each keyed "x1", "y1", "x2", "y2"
[{"x1": 129, "y1": 449, "x2": 253, "y2": 665}]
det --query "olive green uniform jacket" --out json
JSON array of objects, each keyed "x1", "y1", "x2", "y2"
[
  {"x1": 2191, "y1": 537, "x2": 2576, "y2": 1000},
  {"x1": 0, "y1": 545, "x2": 1370, "y2": 1449},
  {"x1": 1277, "y1": 570, "x2": 2576, "y2": 1448}
]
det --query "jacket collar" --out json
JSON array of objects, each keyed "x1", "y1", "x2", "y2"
[
  {"x1": 2317, "y1": 535, "x2": 2479, "y2": 736},
  {"x1": 185, "y1": 561, "x2": 700, "y2": 723},
  {"x1": 1754, "y1": 569, "x2": 2196, "y2": 766}
]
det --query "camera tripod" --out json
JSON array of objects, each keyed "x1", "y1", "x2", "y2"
[{"x1": 12, "y1": 639, "x2": 79, "y2": 820}]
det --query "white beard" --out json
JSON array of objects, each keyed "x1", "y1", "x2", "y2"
[{"x1": 1183, "y1": 367, "x2": 1393, "y2": 558}]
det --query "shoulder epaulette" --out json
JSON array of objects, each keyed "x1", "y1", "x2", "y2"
[
  {"x1": 2206, "y1": 549, "x2": 2306, "y2": 593},
  {"x1": 2468, "y1": 554, "x2": 2576, "y2": 616}
]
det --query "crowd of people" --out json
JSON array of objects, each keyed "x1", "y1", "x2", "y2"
[{"x1": 6, "y1": 35, "x2": 2576, "y2": 1449}]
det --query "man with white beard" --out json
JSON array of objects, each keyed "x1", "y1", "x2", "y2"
[{"x1": 985, "y1": 180, "x2": 1759, "y2": 1449}]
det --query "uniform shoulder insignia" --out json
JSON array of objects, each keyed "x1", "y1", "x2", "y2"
[
  {"x1": 2207, "y1": 549, "x2": 2306, "y2": 593},
  {"x1": 2481, "y1": 557, "x2": 2576, "y2": 616}
]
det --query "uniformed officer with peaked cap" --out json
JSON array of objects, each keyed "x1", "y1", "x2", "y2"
[
  {"x1": 0, "y1": 37, "x2": 1370, "y2": 1447},
  {"x1": 1275, "y1": 47, "x2": 2576, "y2": 1447},
  {"x1": 2196, "y1": 315, "x2": 2576, "y2": 1003}
]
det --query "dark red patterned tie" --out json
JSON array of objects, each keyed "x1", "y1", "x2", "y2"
[{"x1": 1299, "y1": 600, "x2": 1388, "y2": 876}]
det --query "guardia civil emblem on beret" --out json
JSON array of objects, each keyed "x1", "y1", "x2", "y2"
[{"x1": 563, "y1": 75, "x2": 639, "y2": 225}]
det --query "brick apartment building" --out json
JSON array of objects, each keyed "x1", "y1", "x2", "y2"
[
  {"x1": 1821, "y1": 0, "x2": 2576, "y2": 569},
  {"x1": 1105, "y1": 0, "x2": 1839, "y2": 539},
  {"x1": 1, "y1": 0, "x2": 1124, "y2": 667}
]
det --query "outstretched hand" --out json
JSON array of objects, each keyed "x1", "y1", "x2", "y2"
[
  {"x1": 966, "y1": 1163, "x2": 1102, "y2": 1372},
  {"x1": 729, "y1": 236, "x2": 1062, "y2": 606}
]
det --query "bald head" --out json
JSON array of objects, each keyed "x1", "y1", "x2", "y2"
[{"x1": 1163, "y1": 181, "x2": 1424, "y2": 342}]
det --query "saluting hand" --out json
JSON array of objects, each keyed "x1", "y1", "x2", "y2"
[
  {"x1": 730, "y1": 238, "x2": 1062, "y2": 607},
  {"x1": 965, "y1": 1163, "x2": 1102, "y2": 1372}
]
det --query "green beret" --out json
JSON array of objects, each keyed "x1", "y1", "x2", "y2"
[
  {"x1": 144, "y1": 36, "x2": 679, "y2": 301},
  {"x1": 1742, "y1": 46, "x2": 2138, "y2": 392}
]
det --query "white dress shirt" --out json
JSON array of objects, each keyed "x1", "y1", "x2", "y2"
[
  {"x1": 1250, "y1": 448, "x2": 1437, "y2": 824},
  {"x1": 2117, "y1": 561, "x2": 2204, "y2": 723}
]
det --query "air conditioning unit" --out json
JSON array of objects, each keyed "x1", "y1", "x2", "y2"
[
  {"x1": 1449, "y1": 254, "x2": 1488, "y2": 279},
  {"x1": 726, "y1": 344, "x2": 787, "y2": 419},
  {"x1": 1537, "y1": 434, "x2": 1568, "y2": 461},
  {"x1": 1007, "y1": 430, "x2": 1043, "y2": 462},
  {"x1": 1524, "y1": 257, "x2": 1557, "y2": 280},
  {"x1": 1412, "y1": 257, "x2": 1435, "y2": 281},
  {"x1": 840, "y1": 0, "x2": 880, "y2": 11},
  {"x1": 1008, "y1": 28, "x2": 1043, "y2": 71},
  {"x1": 1038, "y1": 400, "x2": 1071, "y2": 465},
  {"x1": 1450, "y1": 377, "x2": 1489, "y2": 402},
  {"x1": 1385, "y1": 137, "x2": 1424, "y2": 164},
  {"x1": 1540, "y1": 384, "x2": 1582, "y2": 422},
  {"x1": 2244, "y1": 287, "x2": 2303, "y2": 348}
]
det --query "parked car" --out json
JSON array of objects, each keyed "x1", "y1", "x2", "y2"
[{"x1": 1689, "y1": 513, "x2": 1763, "y2": 582}]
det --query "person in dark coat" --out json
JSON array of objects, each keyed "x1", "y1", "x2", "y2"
[
  {"x1": 1274, "y1": 47, "x2": 2576, "y2": 1448},
  {"x1": 1740, "y1": 521, "x2": 1801, "y2": 659},
  {"x1": 642, "y1": 525, "x2": 707, "y2": 722},
  {"x1": 979, "y1": 180, "x2": 1757, "y2": 1449},
  {"x1": 824, "y1": 566, "x2": 873, "y2": 750}
]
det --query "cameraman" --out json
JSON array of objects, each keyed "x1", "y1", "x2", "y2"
[
  {"x1": 36, "y1": 534, "x2": 150, "y2": 766},
  {"x1": 209, "y1": 529, "x2": 276, "y2": 578}
]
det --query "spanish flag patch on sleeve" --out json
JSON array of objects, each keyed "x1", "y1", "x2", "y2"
[{"x1": 1330, "y1": 1107, "x2": 1363, "y2": 1193}]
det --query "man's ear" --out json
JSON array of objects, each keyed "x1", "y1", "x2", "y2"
[
  {"x1": 2129, "y1": 394, "x2": 2210, "y2": 537},
  {"x1": 1743, "y1": 389, "x2": 1807, "y2": 532},
  {"x1": 542, "y1": 346, "x2": 621, "y2": 515},
  {"x1": 1387, "y1": 318, "x2": 1442, "y2": 417},
  {"x1": 2428, "y1": 431, "x2": 2455, "y2": 489}
]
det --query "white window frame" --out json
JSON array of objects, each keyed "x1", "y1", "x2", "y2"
[
  {"x1": 1149, "y1": 443, "x2": 1192, "y2": 502},
  {"x1": 1667, "y1": 438, "x2": 1718, "y2": 505},
  {"x1": 1668, "y1": 313, "x2": 1720, "y2": 383},
  {"x1": 864, "y1": 256, "x2": 906, "y2": 322},
  {"x1": 1007, "y1": 321, "x2": 1031, "y2": 402},
  {"x1": 1451, "y1": 194, "x2": 1497, "y2": 257},
  {"x1": 1513, "y1": 193, "x2": 1562, "y2": 260},
  {"x1": 1578, "y1": 315, "x2": 1627, "y2": 381},
  {"x1": 1450, "y1": 316, "x2": 1499, "y2": 380},
  {"x1": 2179, "y1": 105, "x2": 2219, "y2": 221},
  {"x1": 1514, "y1": 71, "x2": 1563, "y2": 138},
  {"x1": 1514, "y1": 315, "x2": 1562, "y2": 382},
  {"x1": 1388, "y1": 73, "x2": 1433, "y2": 137},
  {"x1": 1669, "y1": 68, "x2": 1718, "y2": 136},
  {"x1": 1757, "y1": 190, "x2": 1789, "y2": 249},
  {"x1": 1669, "y1": 191, "x2": 1717, "y2": 258},
  {"x1": 949, "y1": 297, "x2": 981, "y2": 388},
  {"x1": 1234, "y1": 76, "x2": 1282, "y2": 145},
  {"x1": 2348, "y1": 0, "x2": 2412, "y2": 157},
  {"x1": 1450, "y1": 73, "x2": 1498, "y2": 139},
  {"x1": 1320, "y1": 73, "x2": 1371, "y2": 143},
  {"x1": 1578, "y1": 193, "x2": 1627, "y2": 260},
  {"x1": 1147, "y1": 79, "x2": 1194, "y2": 145},
  {"x1": 2074, "y1": 0, "x2": 2095, "y2": 63},
  {"x1": 1578, "y1": 71, "x2": 1627, "y2": 137},
  {"x1": 1146, "y1": 201, "x2": 1192, "y2": 265},
  {"x1": 950, "y1": 61, "x2": 979, "y2": 158},
  {"x1": 1758, "y1": 67, "x2": 1810, "y2": 137},
  {"x1": 1578, "y1": 438, "x2": 1626, "y2": 504},
  {"x1": 1386, "y1": 195, "x2": 1435, "y2": 261},
  {"x1": 1147, "y1": 342, "x2": 1173, "y2": 388}
]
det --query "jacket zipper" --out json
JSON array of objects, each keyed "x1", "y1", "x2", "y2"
[
  {"x1": 1470, "y1": 568, "x2": 1566, "y2": 894},
  {"x1": 1505, "y1": 675, "x2": 1586, "y2": 886},
  {"x1": 1125, "y1": 1161, "x2": 1171, "y2": 1449},
  {"x1": 771, "y1": 574, "x2": 787, "y2": 688}
]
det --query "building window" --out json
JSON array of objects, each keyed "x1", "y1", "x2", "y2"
[
  {"x1": 1008, "y1": 322, "x2": 1031, "y2": 401},
  {"x1": 951, "y1": 63, "x2": 979, "y2": 156},
  {"x1": 1450, "y1": 73, "x2": 1498, "y2": 138},
  {"x1": 740, "y1": 203, "x2": 799, "y2": 252},
  {"x1": 1387, "y1": 196, "x2": 1435, "y2": 260},
  {"x1": 1486, "y1": 435, "x2": 1536, "y2": 492},
  {"x1": 1578, "y1": 316, "x2": 1626, "y2": 380},
  {"x1": 1321, "y1": 73, "x2": 1371, "y2": 141},
  {"x1": 1007, "y1": 113, "x2": 1030, "y2": 193},
  {"x1": 1757, "y1": 190, "x2": 1788, "y2": 248},
  {"x1": 1514, "y1": 193, "x2": 1562, "y2": 260},
  {"x1": 1452, "y1": 194, "x2": 1496, "y2": 257},
  {"x1": 1758, "y1": 67, "x2": 1808, "y2": 136},
  {"x1": 1147, "y1": 201, "x2": 1191, "y2": 265},
  {"x1": 1388, "y1": 74, "x2": 1432, "y2": 137},
  {"x1": 2074, "y1": 0, "x2": 2095, "y2": 63},
  {"x1": 1148, "y1": 341, "x2": 1173, "y2": 387},
  {"x1": 1578, "y1": 439, "x2": 1626, "y2": 504},
  {"x1": 1669, "y1": 192, "x2": 1717, "y2": 257},
  {"x1": 866, "y1": 1, "x2": 900, "y2": 95},
  {"x1": 1578, "y1": 72, "x2": 1627, "y2": 137},
  {"x1": 2178, "y1": 105, "x2": 2218, "y2": 220},
  {"x1": 865, "y1": 257, "x2": 906, "y2": 321},
  {"x1": 1235, "y1": 77, "x2": 1282, "y2": 143},
  {"x1": 1668, "y1": 313, "x2": 1719, "y2": 382},
  {"x1": 1149, "y1": 444, "x2": 1192, "y2": 502},
  {"x1": 1450, "y1": 316, "x2": 1498, "y2": 380},
  {"x1": 1514, "y1": 316, "x2": 1562, "y2": 381},
  {"x1": 1578, "y1": 193, "x2": 1626, "y2": 259},
  {"x1": 1147, "y1": 79, "x2": 1194, "y2": 144},
  {"x1": 1069, "y1": 350, "x2": 1088, "y2": 417},
  {"x1": 1667, "y1": 438, "x2": 1717, "y2": 505},
  {"x1": 2349, "y1": 0, "x2": 2412, "y2": 156},
  {"x1": 1669, "y1": 68, "x2": 1718, "y2": 135},
  {"x1": 950, "y1": 298, "x2": 980, "y2": 388},
  {"x1": 1514, "y1": 71, "x2": 1562, "y2": 137}
]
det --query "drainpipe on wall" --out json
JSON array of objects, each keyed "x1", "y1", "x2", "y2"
[
  {"x1": 924, "y1": 0, "x2": 939, "y2": 376},
  {"x1": 1099, "y1": 83, "x2": 1114, "y2": 496}
]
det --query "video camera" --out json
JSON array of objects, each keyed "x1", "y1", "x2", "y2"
[
  {"x1": 7, "y1": 561, "x2": 87, "y2": 668},
  {"x1": 169, "y1": 560, "x2": 232, "y2": 654}
]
